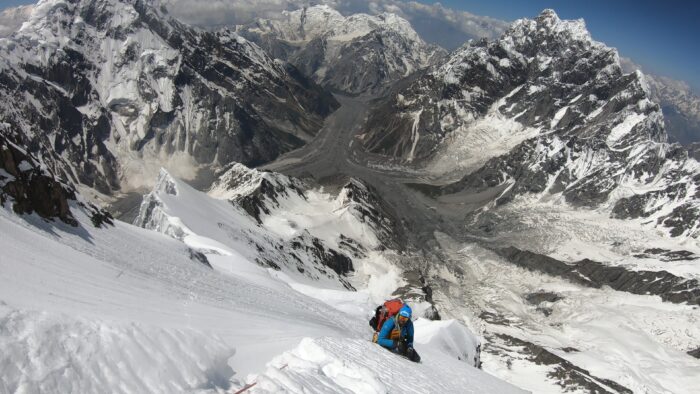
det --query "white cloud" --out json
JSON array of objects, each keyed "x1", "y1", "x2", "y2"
[
  {"x1": 0, "y1": 5, "x2": 34, "y2": 38},
  {"x1": 619, "y1": 56, "x2": 642, "y2": 74},
  {"x1": 364, "y1": 1, "x2": 508, "y2": 47},
  {"x1": 162, "y1": 0, "x2": 340, "y2": 27}
]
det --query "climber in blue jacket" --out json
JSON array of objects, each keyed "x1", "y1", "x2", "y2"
[{"x1": 376, "y1": 304, "x2": 421, "y2": 362}]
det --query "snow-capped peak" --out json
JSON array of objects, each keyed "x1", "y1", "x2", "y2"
[
  {"x1": 208, "y1": 163, "x2": 305, "y2": 202},
  {"x1": 238, "y1": 4, "x2": 445, "y2": 95},
  {"x1": 251, "y1": 4, "x2": 421, "y2": 44},
  {"x1": 505, "y1": 8, "x2": 601, "y2": 53},
  {"x1": 362, "y1": 8, "x2": 700, "y2": 238}
]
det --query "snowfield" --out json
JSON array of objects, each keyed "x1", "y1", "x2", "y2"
[
  {"x1": 0, "y1": 173, "x2": 523, "y2": 393},
  {"x1": 431, "y1": 228, "x2": 700, "y2": 394}
]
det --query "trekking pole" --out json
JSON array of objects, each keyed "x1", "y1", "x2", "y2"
[{"x1": 232, "y1": 364, "x2": 288, "y2": 394}]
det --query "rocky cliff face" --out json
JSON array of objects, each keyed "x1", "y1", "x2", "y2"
[
  {"x1": 0, "y1": 133, "x2": 77, "y2": 226},
  {"x1": 237, "y1": 5, "x2": 446, "y2": 96},
  {"x1": 0, "y1": 0, "x2": 337, "y2": 196},
  {"x1": 364, "y1": 10, "x2": 700, "y2": 238},
  {"x1": 0, "y1": 132, "x2": 113, "y2": 228}
]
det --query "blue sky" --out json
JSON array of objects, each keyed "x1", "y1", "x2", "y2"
[
  {"x1": 2, "y1": 0, "x2": 698, "y2": 90},
  {"x1": 0, "y1": 0, "x2": 26, "y2": 9},
  {"x1": 432, "y1": 0, "x2": 700, "y2": 91}
]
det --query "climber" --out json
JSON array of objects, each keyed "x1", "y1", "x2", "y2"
[{"x1": 375, "y1": 304, "x2": 421, "y2": 362}]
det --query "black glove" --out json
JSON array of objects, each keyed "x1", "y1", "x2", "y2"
[
  {"x1": 406, "y1": 347, "x2": 420, "y2": 362},
  {"x1": 397, "y1": 338, "x2": 409, "y2": 354}
]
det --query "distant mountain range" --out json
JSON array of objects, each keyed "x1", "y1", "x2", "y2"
[
  {"x1": 5, "y1": 2, "x2": 698, "y2": 143},
  {"x1": 236, "y1": 5, "x2": 446, "y2": 95}
]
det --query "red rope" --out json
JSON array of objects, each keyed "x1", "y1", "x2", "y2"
[
  {"x1": 232, "y1": 364, "x2": 288, "y2": 394},
  {"x1": 232, "y1": 381, "x2": 257, "y2": 394}
]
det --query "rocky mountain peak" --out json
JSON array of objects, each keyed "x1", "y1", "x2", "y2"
[
  {"x1": 484, "y1": 8, "x2": 607, "y2": 72},
  {"x1": 360, "y1": 9, "x2": 700, "y2": 237},
  {"x1": 364, "y1": 9, "x2": 638, "y2": 160},
  {"x1": 530, "y1": 9, "x2": 591, "y2": 42},
  {"x1": 208, "y1": 162, "x2": 305, "y2": 203},
  {"x1": 0, "y1": 0, "x2": 337, "y2": 199}
]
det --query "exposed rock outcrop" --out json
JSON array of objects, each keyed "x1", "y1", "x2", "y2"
[{"x1": 496, "y1": 247, "x2": 700, "y2": 305}]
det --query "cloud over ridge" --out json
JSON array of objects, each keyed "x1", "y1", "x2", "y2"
[{"x1": 161, "y1": 0, "x2": 508, "y2": 48}]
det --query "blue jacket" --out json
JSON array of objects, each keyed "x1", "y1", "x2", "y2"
[{"x1": 377, "y1": 316, "x2": 414, "y2": 349}]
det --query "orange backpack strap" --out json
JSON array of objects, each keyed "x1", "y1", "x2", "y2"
[{"x1": 389, "y1": 325, "x2": 402, "y2": 341}]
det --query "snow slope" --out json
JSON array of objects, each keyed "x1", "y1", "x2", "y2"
[
  {"x1": 430, "y1": 225, "x2": 700, "y2": 394},
  {"x1": 0, "y1": 178, "x2": 522, "y2": 392},
  {"x1": 135, "y1": 165, "x2": 400, "y2": 294},
  {"x1": 0, "y1": 204, "x2": 357, "y2": 389},
  {"x1": 251, "y1": 337, "x2": 516, "y2": 394}
]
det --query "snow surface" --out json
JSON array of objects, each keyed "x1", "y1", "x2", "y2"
[
  {"x1": 250, "y1": 337, "x2": 520, "y2": 394},
  {"x1": 0, "y1": 174, "x2": 522, "y2": 392},
  {"x1": 607, "y1": 112, "x2": 646, "y2": 146},
  {"x1": 433, "y1": 232, "x2": 700, "y2": 394},
  {"x1": 425, "y1": 99, "x2": 541, "y2": 181},
  {"x1": 140, "y1": 168, "x2": 391, "y2": 291}
]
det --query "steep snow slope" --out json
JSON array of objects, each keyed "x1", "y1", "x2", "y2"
[
  {"x1": 251, "y1": 336, "x2": 513, "y2": 394},
  {"x1": 0, "y1": 184, "x2": 524, "y2": 393},
  {"x1": 0, "y1": 205, "x2": 354, "y2": 390},
  {"x1": 135, "y1": 165, "x2": 401, "y2": 294},
  {"x1": 0, "y1": 0, "x2": 336, "y2": 198},
  {"x1": 237, "y1": 5, "x2": 446, "y2": 95}
]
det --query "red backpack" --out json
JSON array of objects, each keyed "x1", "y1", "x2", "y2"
[{"x1": 369, "y1": 298, "x2": 404, "y2": 333}]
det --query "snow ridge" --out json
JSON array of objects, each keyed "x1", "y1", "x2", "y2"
[{"x1": 136, "y1": 165, "x2": 396, "y2": 291}]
